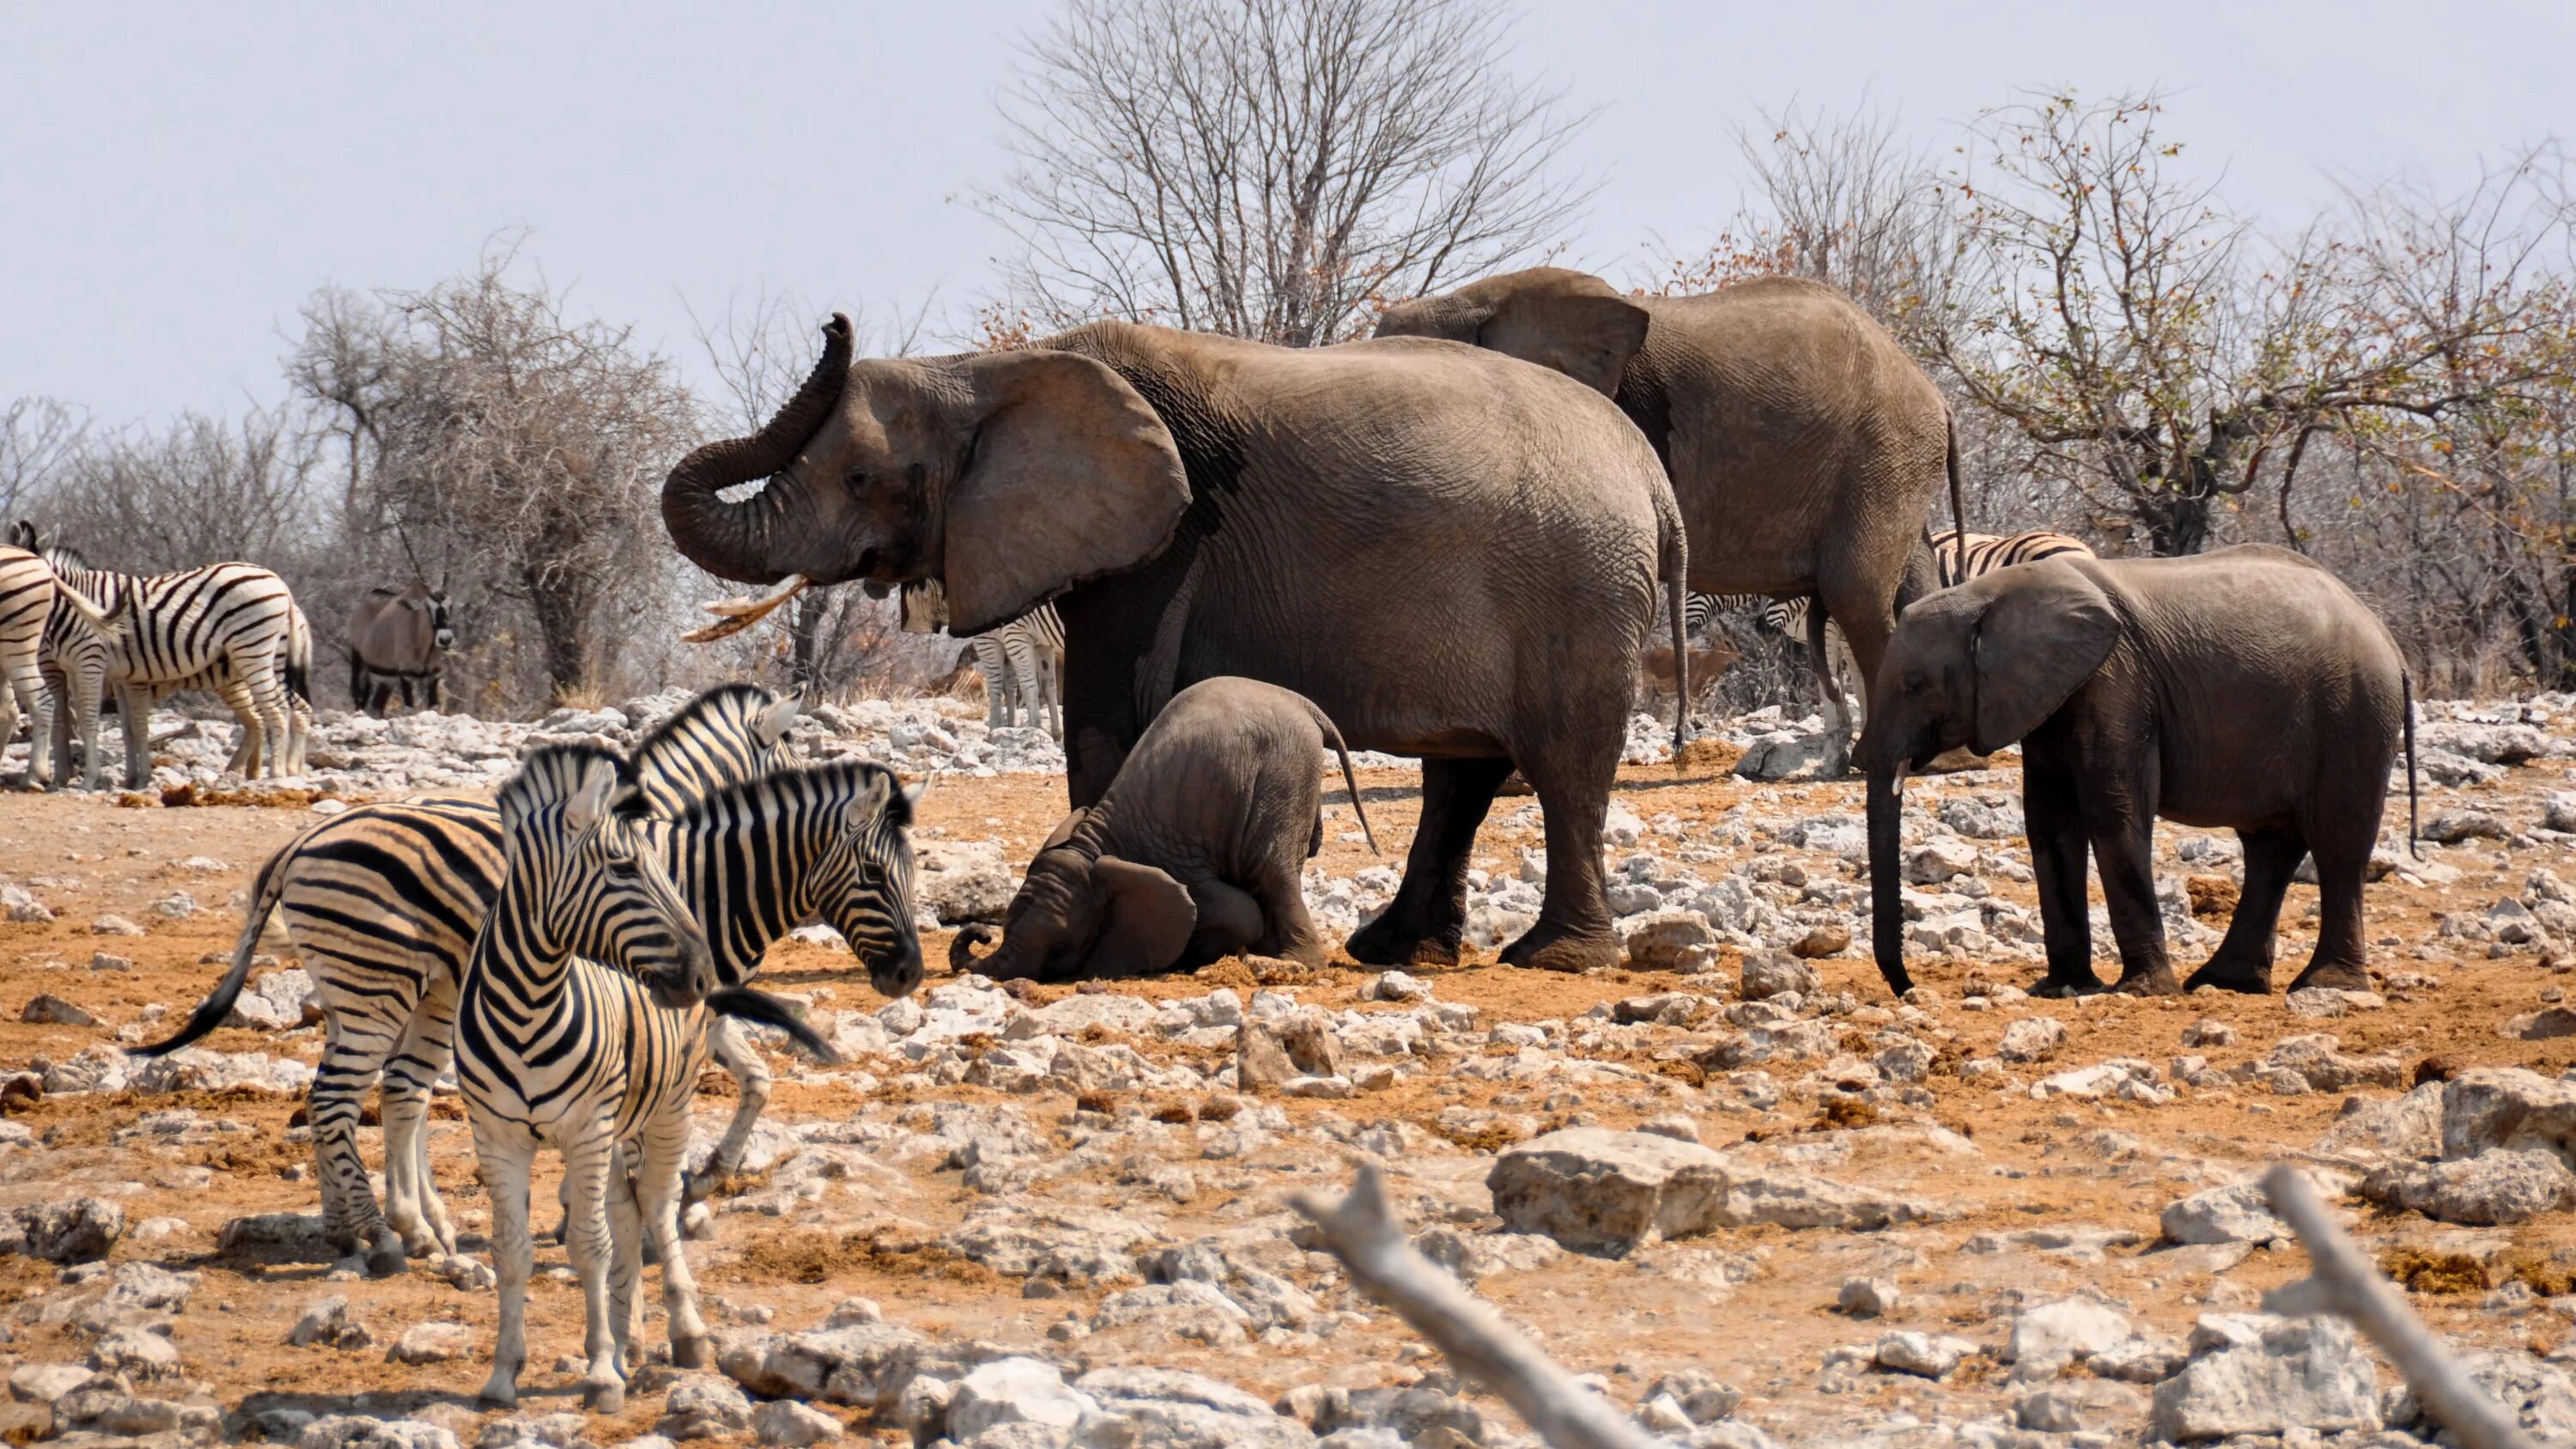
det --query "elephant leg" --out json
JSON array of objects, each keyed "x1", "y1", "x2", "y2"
[
  {"x1": 2287, "y1": 831, "x2": 2375, "y2": 994},
  {"x1": 1502, "y1": 746, "x2": 1622, "y2": 974},
  {"x1": 1249, "y1": 857, "x2": 1327, "y2": 967},
  {"x1": 1346, "y1": 757, "x2": 1512, "y2": 967},
  {"x1": 2187, "y1": 827, "x2": 2301, "y2": 994},
  {"x1": 2024, "y1": 761, "x2": 2102, "y2": 995},
  {"x1": 2082, "y1": 776, "x2": 2178, "y2": 996},
  {"x1": 1182, "y1": 878, "x2": 1265, "y2": 967}
]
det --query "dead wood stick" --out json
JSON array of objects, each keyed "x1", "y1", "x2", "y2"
[
  {"x1": 2261, "y1": 1163, "x2": 2534, "y2": 1449},
  {"x1": 1291, "y1": 1163, "x2": 1658, "y2": 1449}
]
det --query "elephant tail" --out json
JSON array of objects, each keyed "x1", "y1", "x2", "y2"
[
  {"x1": 1660, "y1": 507, "x2": 1690, "y2": 765},
  {"x1": 949, "y1": 922, "x2": 1002, "y2": 975},
  {"x1": 1944, "y1": 410, "x2": 1969, "y2": 584},
  {"x1": 2403, "y1": 672, "x2": 2421, "y2": 859},
  {"x1": 1310, "y1": 706, "x2": 1380, "y2": 855}
]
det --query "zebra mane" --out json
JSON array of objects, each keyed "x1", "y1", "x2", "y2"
[
  {"x1": 501, "y1": 742, "x2": 640, "y2": 826},
  {"x1": 631, "y1": 684, "x2": 789, "y2": 775},
  {"x1": 675, "y1": 756, "x2": 911, "y2": 831}
]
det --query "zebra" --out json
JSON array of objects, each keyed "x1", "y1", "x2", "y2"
[
  {"x1": 899, "y1": 581, "x2": 1064, "y2": 740},
  {"x1": 0, "y1": 545, "x2": 58, "y2": 788},
  {"x1": 1704, "y1": 527, "x2": 2100, "y2": 733},
  {"x1": 133, "y1": 686, "x2": 920, "y2": 1272},
  {"x1": 449, "y1": 743, "x2": 724, "y2": 1411},
  {"x1": 85, "y1": 599, "x2": 319, "y2": 782},
  {"x1": 11, "y1": 525, "x2": 304, "y2": 789}
]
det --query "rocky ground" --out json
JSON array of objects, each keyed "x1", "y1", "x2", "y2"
[{"x1": 3, "y1": 694, "x2": 2576, "y2": 1449}]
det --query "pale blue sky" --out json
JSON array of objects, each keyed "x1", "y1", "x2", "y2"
[{"x1": 4, "y1": 1, "x2": 2567, "y2": 422}]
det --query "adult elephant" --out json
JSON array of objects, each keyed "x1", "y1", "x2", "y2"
[
  {"x1": 1376, "y1": 268, "x2": 1962, "y2": 770},
  {"x1": 662, "y1": 314, "x2": 1686, "y2": 972}
]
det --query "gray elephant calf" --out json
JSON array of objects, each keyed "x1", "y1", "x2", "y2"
[
  {"x1": 1861, "y1": 545, "x2": 2417, "y2": 999},
  {"x1": 953, "y1": 678, "x2": 1377, "y2": 981}
]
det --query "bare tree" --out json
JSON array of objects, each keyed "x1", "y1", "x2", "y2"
[
  {"x1": 359, "y1": 241, "x2": 698, "y2": 704},
  {"x1": 0, "y1": 398, "x2": 88, "y2": 532},
  {"x1": 33, "y1": 408, "x2": 318, "y2": 572},
  {"x1": 983, "y1": 0, "x2": 1594, "y2": 347}
]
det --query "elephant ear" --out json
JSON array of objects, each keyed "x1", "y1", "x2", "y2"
[
  {"x1": 1037, "y1": 807, "x2": 1089, "y2": 854},
  {"x1": 1478, "y1": 285, "x2": 1650, "y2": 398},
  {"x1": 944, "y1": 350, "x2": 1191, "y2": 636},
  {"x1": 1085, "y1": 855, "x2": 1195, "y2": 978},
  {"x1": 1970, "y1": 561, "x2": 2121, "y2": 753}
]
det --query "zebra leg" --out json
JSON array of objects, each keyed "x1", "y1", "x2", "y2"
[
  {"x1": 212, "y1": 678, "x2": 263, "y2": 777},
  {"x1": 973, "y1": 636, "x2": 1009, "y2": 729},
  {"x1": 1001, "y1": 630, "x2": 1040, "y2": 733},
  {"x1": 639, "y1": 1109, "x2": 713, "y2": 1369},
  {"x1": 117, "y1": 682, "x2": 154, "y2": 790},
  {"x1": 379, "y1": 968, "x2": 459, "y2": 1258},
  {"x1": 471, "y1": 1127, "x2": 536, "y2": 1409},
  {"x1": 235, "y1": 648, "x2": 291, "y2": 781},
  {"x1": 311, "y1": 1008, "x2": 408, "y2": 1275},
  {"x1": 605, "y1": 1142, "x2": 647, "y2": 1373},
  {"x1": 559, "y1": 1120, "x2": 628, "y2": 1412},
  {"x1": 3, "y1": 654, "x2": 48, "y2": 789},
  {"x1": 1041, "y1": 648, "x2": 1063, "y2": 743},
  {"x1": 685, "y1": 1016, "x2": 770, "y2": 1211}
]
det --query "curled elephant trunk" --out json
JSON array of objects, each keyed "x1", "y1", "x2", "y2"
[
  {"x1": 1866, "y1": 758, "x2": 1914, "y2": 997},
  {"x1": 661, "y1": 313, "x2": 854, "y2": 585},
  {"x1": 949, "y1": 922, "x2": 1006, "y2": 977}
]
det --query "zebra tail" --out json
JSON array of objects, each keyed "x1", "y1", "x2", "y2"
[
  {"x1": 1311, "y1": 708, "x2": 1380, "y2": 855},
  {"x1": 2403, "y1": 673, "x2": 2421, "y2": 859},
  {"x1": 1944, "y1": 411, "x2": 1968, "y2": 584},
  {"x1": 131, "y1": 838, "x2": 295, "y2": 1057},
  {"x1": 705, "y1": 986, "x2": 841, "y2": 1066}
]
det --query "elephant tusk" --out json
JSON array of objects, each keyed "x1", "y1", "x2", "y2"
[
  {"x1": 1888, "y1": 762, "x2": 1911, "y2": 799},
  {"x1": 680, "y1": 575, "x2": 810, "y2": 643}
]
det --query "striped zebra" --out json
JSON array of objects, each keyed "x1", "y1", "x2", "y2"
[
  {"x1": 450, "y1": 743, "x2": 726, "y2": 1411},
  {"x1": 1923, "y1": 527, "x2": 2093, "y2": 588},
  {"x1": 135, "y1": 686, "x2": 920, "y2": 1272},
  {"x1": 0, "y1": 545, "x2": 58, "y2": 788},
  {"x1": 970, "y1": 604, "x2": 1064, "y2": 740},
  {"x1": 12, "y1": 526, "x2": 305, "y2": 790},
  {"x1": 898, "y1": 581, "x2": 1064, "y2": 740},
  {"x1": 86, "y1": 599, "x2": 319, "y2": 782}
]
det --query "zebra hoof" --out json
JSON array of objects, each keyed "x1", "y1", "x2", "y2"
[
  {"x1": 365, "y1": 1237, "x2": 409, "y2": 1278},
  {"x1": 671, "y1": 1333, "x2": 712, "y2": 1370},
  {"x1": 582, "y1": 1381, "x2": 625, "y2": 1416}
]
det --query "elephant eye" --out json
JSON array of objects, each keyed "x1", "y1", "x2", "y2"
[
  {"x1": 1903, "y1": 673, "x2": 1929, "y2": 697},
  {"x1": 844, "y1": 467, "x2": 869, "y2": 491}
]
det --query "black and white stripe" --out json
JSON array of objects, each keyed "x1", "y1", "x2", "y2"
[
  {"x1": 29, "y1": 537, "x2": 302, "y2": 789},
  {"x1": 0, "y1": 546, "x2": 58, "y2": 787},
  {"x1": 1925, "y1": 527, "x2": 2094, "y2": 588},
  {"x1": 969, "y1": 603, "x2": 1064, "y2": 740},
  {"x1": 452, "y1": 743, "x2": 722, "y2": 1413},
  {"x1": 131, "y1": 685, "x2": 808, "y2": 1272}
]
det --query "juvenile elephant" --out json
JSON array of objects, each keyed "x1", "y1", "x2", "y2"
[
  {"x1": 1376, "y1": 267, "x2": 1959, "y2": 770},
  {"x1": 662, "y1": 314, "x2": 1686, "y2": 972},
  {"x1": 951, "y1": 678, "x2": 1379, "y2": 980},
  {"x1": 1859, "y1": 545, "x2": 2418, "y2": 999}
]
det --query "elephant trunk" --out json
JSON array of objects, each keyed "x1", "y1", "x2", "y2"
[
  {"x1": 661, "y1": 313, "x2": 854, "y2": 584},
  {"x1": 1866, "y1": 756, "x2": 1915, "y2": 998}
]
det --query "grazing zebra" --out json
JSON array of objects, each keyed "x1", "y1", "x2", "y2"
[
  {"x1": 0, "y1": 545, "x2": 58, "y2": 788},
  {"x1": 450, "y1": 743, "x2": 727, "y2": 1412},
  {"x1": 88, "y1": 600, "x2": 318, "y2": 782},
  {"x1": 135, "y1": 687, "x2": 920, "y2": 1272},
  {"x1": 12, "y1": 526, "x2": 304, "y2": 790}
]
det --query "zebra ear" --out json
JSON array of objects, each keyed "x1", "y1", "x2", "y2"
[
  {"x1": 562, "y1": 765, "x2": 618, "y2": 834},
  {"x1": 754, "y1": 694, "x2": 800, "y2": 748},
  {"x1": 841, "y1": 770, "x2": 892, "y2": 829}
]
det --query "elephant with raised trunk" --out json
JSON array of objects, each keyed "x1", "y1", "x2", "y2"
[
  {"x1": 1857, "y1": 545, "x2": 2417, "y2": 1000},
  {"x1": 662, "y1": 314, "x2": 1686, "y2": 973},
  {"x1": 1376, "y1": 268, "x2": 1962, "y2": 770}
]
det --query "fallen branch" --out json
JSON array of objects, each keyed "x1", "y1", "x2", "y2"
[
  {"x1": 2260, "y1": 1163, "x2": 2534, "y2": 1449},
  {"x1": 680, "y1": 574, "x2": 811, "y2": 643},
  {"x1": 1290, "y1": 1163, "x2": 1657, "y2": 1449}
]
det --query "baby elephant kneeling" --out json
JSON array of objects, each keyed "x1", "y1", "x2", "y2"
[{"x1": 955, "y1": 678, "x2": 1376, "y2": 981}]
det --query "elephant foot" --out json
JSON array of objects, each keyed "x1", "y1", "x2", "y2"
[
  {"x1": 1346, "y1": 911, "x2": 1461, "y2": 968},
  {"x1": 2285, "y1": 960, "x2": 2372, "y2": 995},
  {"x1": 2183, "y1": 959, "x2": 2273, "y2": 995},
  {"x1": 2112, "y1": 965, "x2": 2184, "y2": 997},
  {"x1": 2029, "y1": 971, "x2": 2108, "y2": 999},
  {"x1": 1500, "y1": 920, "x2": 1620, "y2": 974}
]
